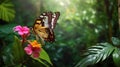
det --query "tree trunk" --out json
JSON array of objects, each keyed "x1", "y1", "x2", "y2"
[
  {"x1": 118, "y1": 0, "x2": 120, "y2": 28},
  {"x1": 104, "y1": 0, "x2": 113, "y2": 43}
]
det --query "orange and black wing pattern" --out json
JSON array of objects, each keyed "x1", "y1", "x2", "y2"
[{"x1": 33, "y1": 12, "x2": 60, "y2": 42}]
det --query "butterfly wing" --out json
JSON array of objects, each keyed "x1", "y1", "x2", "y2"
[
  {"x1": 33, "y1": 12, "x2": 60, "y2": 42},
  {"x1": 51, "y1": 12, "x2": 60, "y2": 29},
  {"x1": 33, "y1": 18, "x2": 48, "y2": 40}
]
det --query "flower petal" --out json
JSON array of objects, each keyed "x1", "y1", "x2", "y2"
[
  {"x1": 23, "y1": 31, "x2": 29, "y2": 34},
  {"x1": 33, "y1": 52, "x2": 39, "y2": 58},
  {"x1": 23, "y1": 26, "x2": 30, "y2": 31},
  {"x1": 33, "y1": 48, "x2": 41, "y2": 53},
  {"x1": 13, "y1": 25, "x2": 22, "y2": 32},
  {"x1": 24, "y1": 45, "x2": 32, "y2": 55},
  {"x1": 18, "y1": 31, "x2": 24, "y2": 35},
  {"x1": 13, "y1": 25, "x2": 30, "y2": 37}
]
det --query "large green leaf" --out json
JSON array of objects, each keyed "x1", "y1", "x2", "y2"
[
  {"x1": 0, "y1": 24, "x2": 17, "y2": 37},
  {"x1": 34, "y1": 58, "x2": 49, "y2": 67},
  {"x1": 33, "y1": 48, "x2": 53, "y2": 67},
  {"x1": 112, "y1": 48, "x2": 120, "y2": 67},
  {"x1": 2, "y1": 36, "x2": 25, "y2": 66},
  {"x1": 75, "y1": 43, "x2": 115, "y2": 67},
  {"x1": 26, "y1": 57, "x2": 46, "y2": 67},
  {"x1": 0, "y1": 0, "x2": 15, "y2": 22},
  {"x1": 40, "y1": 48, "x2": 53, "y2": 65},
  {"x1": 12, "y1": 36, "x2": 25, "y2": 64}
]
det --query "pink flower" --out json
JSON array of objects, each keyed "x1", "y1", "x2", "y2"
[
  {"x1": 24, "y1": 45, "x2": 32, "y2": 55},
  {"x1": 13, "y1": 25, "x2": 30, "y2": 36},
  {"x1": 24, "y1": 41, "x2": 42, "y2": 58},
  {"x1": 32, "y1": 48, "x2": 41, "y2": 58},
  {"x1": 24, "y1": 44, "x2": 41, "y2": 58}
]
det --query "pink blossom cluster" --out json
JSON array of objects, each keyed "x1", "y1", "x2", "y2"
[{"x1": 13, "y1": 25, "x2": 41, "y2": 58}]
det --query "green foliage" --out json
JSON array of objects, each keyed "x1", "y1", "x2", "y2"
[
  {"x1": 2, "y1": 36, "x2": 24, "y2": 66},
  {"x1": 75, "y1": 37, "x2": 120, "y2": 67},
  {"x1": 0, "y1": 24, "x2": 17, "y2": 46},
  {"x1": 2, "y1": 36, "x2": 52, "y2": 67},
  {"x1": 75, "y1": 43, "x2": 115, "y2": 67},
  {"x1": 112, "y1": 37, "x2": 120, "y2": 46},
  {"x1": 2, "y1": 43, "x2": 14, "y2": 66},
  {"x1": 0, "y1": 0, "x2": 118, "y2": 67},
  {"x1": 112, "y1": 47, "x2": 120, "y2": 67},
  {"x1": 33, "y1": 48, "x2": 53, "y2": 67},
  {"x1": 40, "y1": 48, "x2": 53, "y2": 65},
  {"x1": 0, "y1": 24, "x2": 17, "y2": 66},
  {"x1": 0, "y1": 24, "x2": 15, "y2": 34},
  {"x1": 0, "y1": 0, "x2": 15, "y2": 22},
  {"x1": 12, "y1": 36, "x2": 24, "y2": 64}
]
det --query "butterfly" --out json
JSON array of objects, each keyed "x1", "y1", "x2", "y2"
[{"x1": 33, "y1": 12, "x2": 60, "y2": 42}]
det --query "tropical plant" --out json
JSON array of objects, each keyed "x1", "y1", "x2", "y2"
[
  {"x1": 75, "y1": 37, "x2": 120, "y2": 67},
  {"x1": 1, "y1": 25, "x2": 53, "y2": 67},
  {"x1": 0, "y1": 0, "x2": 15, "y2": 22}
]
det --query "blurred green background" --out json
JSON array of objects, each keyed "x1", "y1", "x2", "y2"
[{"x1": 0, "y1": 0, "x2": 118, "y2": 67}]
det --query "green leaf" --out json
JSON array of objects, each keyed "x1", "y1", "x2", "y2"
[
  {"x1": 34, "y1": 58, "x2": 49, "y2": 67},
  {"x1": 2, "y1": 36, "x2": 24, "y2": 66},
  {"x1": 2, "y1": 43, "x2": 14, "y2": 66},
  {"x1": 0, "y1": 0, "x2": 15, "y2": 22},
  {"x1": 0, "y1": 24, "x2": 17, "y2": 47},
  {"x1": 0, "y1": 24, "x2": 17, "y2": 38},
  {"x1": 112, "y1": 48, "x2": 120, "y2": 67},
  {"x1": 26, "y1": 57, "x2": 46, "y2": 67},
  {"x1": 32, "y1": 48, "x2": 52, "y2": 67},
  {"x1": 75, "y1": 43, "x2": 115, "y2": 67},
  {"x1": 40, "y1": 48, "x2": 53, "y2": 65},
  {"x1": 111, "y1": 37, "x2": 120, "y2": 46},
  {"x1": 12, "y1": 36, "x2": 25, "y2": 64}
]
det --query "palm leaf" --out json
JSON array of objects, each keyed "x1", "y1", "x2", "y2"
[
  {"x1": 75, "y1": 43, "x2": 115, "y2": 67},
  {"x1": 0, "y1": 0, "x2": 15, "y2": 22}
]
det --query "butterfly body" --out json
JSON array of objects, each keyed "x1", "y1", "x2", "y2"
[{"x1": 33, "y1": 12, "x2": 60, "y2": 42}]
